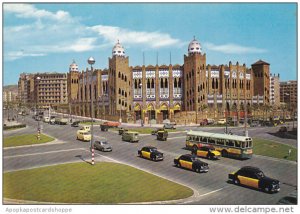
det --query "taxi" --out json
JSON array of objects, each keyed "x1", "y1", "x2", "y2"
[
  {"x1": 228, "y1": 166, "x2": 280, "y2": 193},
  {"x1": 192, "y1": 146, "x2": 221, "y2": 160},
  {"x1": 174, "y1": 154, "x2": 209, "y2": 173},
  {"x1": 138, "y1": 146, "x2": 164, "y2": 161}
]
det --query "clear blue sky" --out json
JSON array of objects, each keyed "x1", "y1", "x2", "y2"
[{"x1": 3, "y1": 3, "x2": 297, "y2": 85}]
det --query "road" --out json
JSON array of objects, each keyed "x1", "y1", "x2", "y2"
[{"x1": 3, "y1": 114, "x2": 297, "y2": 204}]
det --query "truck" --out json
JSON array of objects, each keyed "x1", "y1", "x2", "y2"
[
  {"x1": 103, "y1": 121, "x2": 120, "y2": 128},
  {"x1": 55, "y1": 117, "x2": 68, "y2": 125}
]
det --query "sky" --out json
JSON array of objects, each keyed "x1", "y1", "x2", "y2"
[{"x1": 2, "y1": 2, "x2": 297, "y2": 85}]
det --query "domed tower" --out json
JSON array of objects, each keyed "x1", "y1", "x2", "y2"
[
  {"x1": 108, "y1": 40, "x2": 132, "y2": 119},
  {"x1": 183, "y1": 37, "x2": 207, "y2": 116},
  {"x1": 67, "y1": 60, "x2": 80, "y2": 101}
]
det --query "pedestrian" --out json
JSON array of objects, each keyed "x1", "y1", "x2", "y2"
[{"x1": 288, "y1": 149, "x2": 292, "y2": 156}]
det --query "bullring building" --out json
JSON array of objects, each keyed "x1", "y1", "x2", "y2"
[{"x1": 68, "y1": 38, "x2": 270, "y2": 124}]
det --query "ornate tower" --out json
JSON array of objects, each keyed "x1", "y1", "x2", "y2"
[
  {"x1": 251, "y1": 60, "x2": 270, "y2": 105},
  {"x1": 67, "y1": 60, "x2": 80, "y2": 101},
  {"x1": 108, "y1": 41, "x2": 132, "y2": 118},
  {"x1": 183, "y1": 37, "x2": 207, "y2": 113}
]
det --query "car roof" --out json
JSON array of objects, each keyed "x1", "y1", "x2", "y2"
[
  {"x1": 143, "y1": 146, "x2": 157, "y2": 149},
  {"x1": 240, "y1": 166, "x2": 262, "y2": 173}
]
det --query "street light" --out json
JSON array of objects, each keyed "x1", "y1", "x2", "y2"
[
  {"x1": 88, "y1": 57, "x2": 95, "y2": 165},
  {"x1": 139, "y1": 83, "x2": 143, "y2": 127},
  {"x1": 224, "y1": 73, "x2": 229, "y2": 134},
  {"x1": 36, "y1": 76, "x2": 41, "y2": 140}
]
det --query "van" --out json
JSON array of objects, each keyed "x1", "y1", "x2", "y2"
[
  {"x1": 122, "y1": 131, "x2": 139, "y2": 143},
  {"x1": 79, "y1": 125, "x2": 91, "y2": 132},
  {"x1": 76, "y1": 130, "x2": 91, "y2": 141}
]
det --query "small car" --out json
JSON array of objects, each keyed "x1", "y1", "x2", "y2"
[
  {"x1": 94, "y1": 138, "x2": 112, "y2": 152},
  {"x1": 157, "y1": 130, "x2": 168, "y2": 141},
  {"x1": 71, "y1": 121, "x2": 80, "y2": 127},
  {"x1": 118, "y1": 128, "x2": 128, "y2": 135},
  {"x1": 138, "y1": 146, "x2": 164, "y2": 161},
  {"x1": 151, "y1": 128, "x2": 165, "y2": 135},
  {"x1": 76, "y1": 130, "x2": 91, "y2": 142},
  {"x1": 250, "y1": 120, "x2": 260, "y2": 127},
  {"x1": 228, "y1": 166, "x2": 280, "y2": 193},
  {"x1": 192, "y1": 146, "x2": 221, "y2": 160},
  {"x1": 163, "y1": 123, "x2": 176, "y2": 129},
  {"x1": 174, "y1": 154, "x2": 209, "y2": 173},
  {"x1": 217, "y1": 119, "x2": 226, "y2": 125},
  {"x1": 100, "y1": 124, "x2": 108, "y2": 131}
]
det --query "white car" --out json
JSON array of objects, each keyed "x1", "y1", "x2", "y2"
[{"x1": 217, "y1": 119, "x2": 226, "y2": 125}]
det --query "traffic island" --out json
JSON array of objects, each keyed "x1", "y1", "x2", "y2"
[
  {"x1": 253, "y1": 138, "x2": 297, "y2": 162},
  {"x1": 4, "y1": 162, "x2": 193, "y2": 204},
  {"x1": 4, "y1": 134, "x2": 55, "y2": 148}
]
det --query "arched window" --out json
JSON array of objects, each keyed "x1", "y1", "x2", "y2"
[
  {"x1": 160, "y1": 78, "x2": 164, "y2": 88},
  {"x1": 121, "y1": 74, "x2": 124, "y2": 80},
  {"x1": 212, "y1": 78, "x2": 215, "y2": 89},
  {"x1": 174, "y1": 78, "x2": 178, "y2": 88},
  {"x1": 125, "y1": 76, "x2": 127, "y2": 82},
  {"x1": 178, "y1": 78, "x2": 182, "y2": 87},
  {"x1": 216, "y1": 79, "x2": 218, "y2": 89},
  {"x1": 119, "y1": 99, "x2": 121, "y2": 104},
  {"x1": 125, "y1": 92, "x2": 127, "y2": 97},
  {"x1": 122, "y1": 90, "x2": 124, "y2": 96},
  {"x1": 138, "y1": 79, "x2": 142, "y2": 88},
  {"x1": 119, "y1": 88, "x2": 121, "y2": 94},
  {"x1": 147, "y1": 79, "x2": 150, "y2": 88},
  {"x1": 118, "y1": 72, "x2": 121, "y2": 78},
  {"x1": 165, "y1": 78, "x2": 168, "y2": 88},
  {"x1": 151, "y1": 79, "x2": 154, "y2": 88},
  {"x1": 134, "y1": 79, "x2": 138, "y2": 89}
]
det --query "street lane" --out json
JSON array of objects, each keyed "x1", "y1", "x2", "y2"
[{"x1": 3, "y1": 115, "x2": 297, "y2": 204}]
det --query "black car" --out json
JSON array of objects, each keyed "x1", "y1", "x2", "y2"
[
  {"x1": 228, "y1": 166, "x2": 280, "y2": 193},
  {"x1": 138, "y1": 146, "x2": 164, "y2": 161},
  {"x1": 71, "y1": 121, "x2": 80, "y2": 127},
  {"x1": 157, "y1": 130, "x2": 168, "y2": 141},
  {"x1": 151, "y1": 128, "x2": 165, "y2": 135},
  {"x1": 174, "y1": 154, "x2": 209, "y2": 173}
]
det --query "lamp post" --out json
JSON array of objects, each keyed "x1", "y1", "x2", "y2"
[
  {"x1": 88, "y1": 57, "x2": 95, "y2": 165},
  {"x1": 36, "y1": 76, "x2": 41, "y2": 140},
  {"x1": 224, "y1": 73, "x2": 229, "y2": 134}
]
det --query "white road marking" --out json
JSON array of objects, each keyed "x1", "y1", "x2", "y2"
[
  {"x1": 167, "y1": 136, "x2": 186, "y2": 140},
  {"x1": 4, "y1": 148, "x2": 85, "y2": 159}
]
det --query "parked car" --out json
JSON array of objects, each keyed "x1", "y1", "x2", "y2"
[
  {"x1": 192, "y1": 146, "x2": 221, "y2": 160},
  {"x1": 228, "y1": 166, "x2": 280, "y2": 193},
  {"x1": 163, "y1": 123, "x2": 176, "y2": 129},
  {"x1": 94, "y1": 138, "x2": 112, "y2": 152},
  {"x1": 174, "y1": 154, "x2": 209, "y2": 173},
  {"x1": 138, "y1": 146, "x2": 164, "y2": 161},
  {"x1": 157, "y1": 130, "x2": 168, "y2": 141},
  {"x1": 217, "y1": 119, "x2": 226, "y2": 125},
  {"x1": 122, "y1": 131, "x2": 139, "y2": 143},
  {"x1": 250, "y1": 120, "x2": 260, "y2": 127},
  {"x1": 199, "y1": 119, "x2": 208, "y2": 126},
  {"x1": 207, "y1": 118, "x2": 215, "y2": 125}
]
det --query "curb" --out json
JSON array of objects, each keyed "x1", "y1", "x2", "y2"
[{"x1": 3, "y1": 139, "x2": 66, "y2": 150}]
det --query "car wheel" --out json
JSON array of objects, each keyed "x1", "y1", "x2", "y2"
[
  {"x1": 221, "y1": 150, "x2": 228, "y2": 157},
  {"x1": 207, "y1": 154, "x2": 211, "y2": 160},
  {"x1": 195, "y1": 168, "x2": 200, "y2": 173},
  {"x1": 192, "y1": 145, "x2": 198, "y2": 152},
  {"x1": 233, "y1": 178, "x2": 240, "y2": 185},
  {"x1": 264, "y1": 186, "x2": 270, "y2": 193}
]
